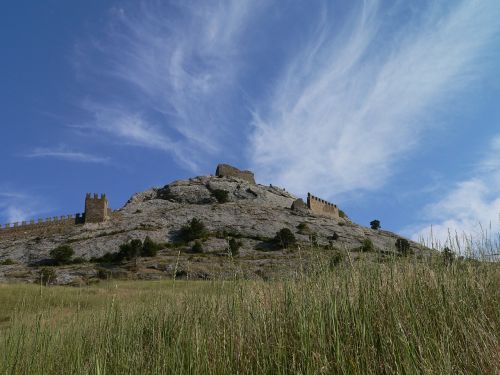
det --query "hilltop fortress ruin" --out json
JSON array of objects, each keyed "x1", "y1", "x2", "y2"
[{"x1": 0, "y1": 164, "x2": 341, "y2": 237}]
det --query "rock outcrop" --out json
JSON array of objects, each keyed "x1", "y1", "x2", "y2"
[{"x1": 0, "y1": 171, "x2": 426, "y2": 285}]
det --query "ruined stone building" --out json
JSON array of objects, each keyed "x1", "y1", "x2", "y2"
[{"x1": 84, "y1": 193, "x2": 112, "y2": 223}]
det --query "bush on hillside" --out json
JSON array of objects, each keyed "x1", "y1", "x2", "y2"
[
  {"x1": 273, "y1": 228, "x2": 296, "y2": 249},
  {"x1": 370, "y1": 220, "x2": 381, "y2": 230},
  {"x1": 395, "y1": 238, "x2": 411, "y2": 255},
  {"x1": 49, "y1": 245, "x2": 74, "y2": 265},
  {"x1": 118, "y1": 239, "x2": 143, "y2": 261},
  {"x1": 296, "y1": 222, "x2": 310, "y2": 234},
  {"x1": 39, "y1": 267, "x2": 56, "y2": 285},
  {"x1": 228, "y1": 238, "x2": 242, "y2": 255},
  {"x1": 191, "y1": 240, "x2": 203, "y2": 253},
  {"x1": 179, "y1": 218, "x2": 207, "y2": 242},
  {"x1": 141, "y1": 236, "x2": 160, "y2": 257},
  {"x1": 212, "y1": 189, "x2": 229, "y2": 203},
  {"x1": 361, "y1": 238, "x2": 374, "y2": 252}
]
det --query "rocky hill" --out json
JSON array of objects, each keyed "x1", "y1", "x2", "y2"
[{"x1": 0, "y1": 166, "x2": 425, "y2": 285}]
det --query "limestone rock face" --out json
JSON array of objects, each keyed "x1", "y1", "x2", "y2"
[
  {"x1": 0, "y1": 174, "x2": 426, "y2": 284},
  {"x1": 215, "y1": 164, "x2": 256, "y2": 184}
]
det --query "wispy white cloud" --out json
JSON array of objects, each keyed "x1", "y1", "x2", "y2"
[
  {"x1": 250, "y1": 0, "x2": 500, "y2": 197},
  {"x1": 409, "y1": 135, "x2": 500, "y2": 253},
  {"x1": 24, "y1": 146, "x2": 110, "y2": 164},
  {"x1": 0, "y1": 191, "x2": 49, "y2": 224},
  {"x1": 78, "y1": 0, "x2": 264, "y2": 171}
]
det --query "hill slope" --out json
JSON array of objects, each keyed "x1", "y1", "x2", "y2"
[{"x1": 0, "y1": 174, "x2": 425, "y2": 284}]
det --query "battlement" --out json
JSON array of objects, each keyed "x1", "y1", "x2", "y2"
[
  {"x1": 307, "y1": 193, "x2": 339, "y2": 219},
  {"x1": 85, "y1": 193, "x2": 111, "y2": 223},
  {"x1": 0, "y1": 193, "x2": 112, "y2": 238},
  {"x1": 0, "y1": 213, "x2": 85, "y2": 236}
]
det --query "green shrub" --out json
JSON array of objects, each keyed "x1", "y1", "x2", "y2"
[
  {"x1": 297, "y1": 222, "x2": 310, "y2": 234},
  {"x1": 118, "y1": 239, "x2": 143, "y2": 261},
  {"x1": 361, "y1": 238, "x2": 374, "y2": 252},
  {"x1": 339, "y1": 210, "x2": 346, "y2": 218},
  {"x1": 228, "y1": 238, "x2": 242, "y2": 255},
  {"x1": 212, "y1": 189, "x2": 229, "y2": 203},
  {"x1": 96, "y1": 268, "x2": 111, "y2": 280},
  {"x1": 49, "y1": 245, "x2": 74, "y2": 265},
  {"x1": 395, "y1": 238, "x2": 411, "y2": 255},
  {"x1": 0, "y1": 259, "x2": 15, "y2": 265},
  {"x1": 370, "y1": 220, "x2": 381, "y2": 230},
  {"x1": 273, "y1": 228, "x2": 297, "y2": 249},
  {"x1": 39, "y1": 267, "x2": 56, "y2": 285},
  {"x1": 72, "y1": 257, "x2": 86, "y2": 264},
  {"x1": 141, "y1": 236, "x2": 160, "y2": 257},
  {"x1": 179, "y1": 218, "x2": 207, "y2": 242},
  {"x1": 191, "y1": 241, "x2": 203, "y2": 253}
]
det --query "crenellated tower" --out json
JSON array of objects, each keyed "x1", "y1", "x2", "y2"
[{"x1": 84, "y1": 193, "x2": 111, "y2": 223}]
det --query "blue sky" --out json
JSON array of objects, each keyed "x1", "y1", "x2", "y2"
[{"x1": 1, "y1": 0, "x2": 499, "y2": 246}]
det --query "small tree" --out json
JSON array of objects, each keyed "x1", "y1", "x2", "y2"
[
  {"x1": 49, "y1": 245, "x2": 74, "y2": 265},
  {"x1": 274, "y1": 228, "x2": 296, "y2": 249},
  {"x1": 118, "y1": 239, "x2": 143, "y2": 261},
  {"x1": 395, "y1": 238, "x2": 411, "y2": 255},
  {"x1": 361, "y1": 238, "x2": 374, "y2": 252},
  {"x1": 228, "y1": 238, "x2": 242, "y2": 255},
  {"x1": 339, "y1": 210, "x2": 347, "y2": 219},
  {"x1": 212, "y1": 189, "x2": 229, "y2": 203},
  {"x1": 142, "y1": 236, "x2": 160, "y2": 257},
  {"x1": 179, "y1": 218, "x2": 207, "y2": 242},
  {"x1": 370, "y1": 220, "x2": 381, "y2": 230}
]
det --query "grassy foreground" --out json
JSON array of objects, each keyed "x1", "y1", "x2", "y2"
[{"x1": 0, "y1": 257, "x2": 499, "y2": 374}]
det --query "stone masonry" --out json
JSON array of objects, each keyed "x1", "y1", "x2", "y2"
[
  {"x1": 307, "y1": 193, "x2": 340, "y2": 219},
  {"x1": 84, "y1": 193, "x2": 112, "y2": 223},
  {"x1": 215, "y1": 164, "x2": 256, "y2": 184}
]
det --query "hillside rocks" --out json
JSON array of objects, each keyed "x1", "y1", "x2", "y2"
[{"x1": 0, "y1": 167, "x2": 426, "y2": 284}]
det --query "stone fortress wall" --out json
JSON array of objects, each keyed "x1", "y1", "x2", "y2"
[
  {"x1": 0, "y1": 193, "x2": 112, "y2": 238},
  {"x1": 307, "y1": 193, "x2": 340, "y2": 218},
  {"x1": 215, "y1": 164, "x2": 256, "y2": 184}
]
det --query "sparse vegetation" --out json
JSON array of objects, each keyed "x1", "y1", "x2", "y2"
[
  {"x1": 273, "y1": 228, "x2": 296, "y2": 249},
  {"x1": 296, "y1": 222, "x2": 310, "y2": 234},
  {"x1": 228, "y1": 238, "x2": 242, "y2": 255},
  {"x1": 0, "y1": 259, "x2": 15, "y2": 265},
  {"x1": 360, "y1": 238, "x2": 374, "y2": 252},
  {"x1": 370, "y1": 219, "x2": 381, "y2": 230},
  {"x1": 212, "y1": 189, "x2": 229, "y2": 203},
  {"x1": 141, "y1": 236, "x2": 161, "y2": 257},
  {"x1": 38, "y1": 267, "x2": 56, "y2": 285},
  {"x1": 395, "y1": 238, "x2": 411, "y2": 255},
  {"x1": 179, "y1": 218, "x2": 207, "y2": 242},
  {"x1": 49, "y1": 245, "x2": 74, "y2": 265},
  {"x1": 191, "y1": 240, "x2": 203, "y2": 253},
  {"x1": 338, "y1": 209, "x2": 346, "y2": 218}
]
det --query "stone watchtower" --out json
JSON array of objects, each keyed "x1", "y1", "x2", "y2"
[{"x1": 84, "y1": 193, "x2": 111, "y2": 223}]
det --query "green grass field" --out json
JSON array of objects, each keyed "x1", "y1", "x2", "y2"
[{"x1": 0, "y1": 255, "x2": 499, "y2": 374}]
